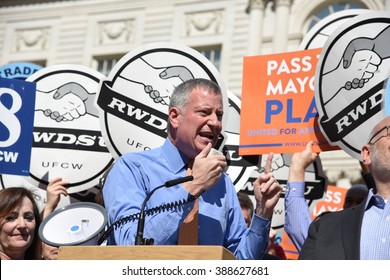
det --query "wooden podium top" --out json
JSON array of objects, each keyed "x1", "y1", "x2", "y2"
[{"x1": 58, "y1": 245, "x2": 236, "y2": 260}]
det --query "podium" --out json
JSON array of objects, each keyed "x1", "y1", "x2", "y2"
[{"x1": 58, "y1": 245, "x2": 236, "y2": 260}]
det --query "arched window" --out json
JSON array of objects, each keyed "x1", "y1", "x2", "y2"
[{"x1": 307, "y1": 2, "x2": 367, "y2": 32}]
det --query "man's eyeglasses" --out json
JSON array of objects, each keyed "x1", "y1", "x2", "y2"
[{"x1": 368, "y1": 125, "x2": 390, "y2": 145}]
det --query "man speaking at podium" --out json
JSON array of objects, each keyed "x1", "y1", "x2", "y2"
[{"x1": 102, "y1": 78, "x2": 281, "y2": 260}]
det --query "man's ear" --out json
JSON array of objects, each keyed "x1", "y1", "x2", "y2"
[
  {"x1": 169, "y1": 107, "x2": 181, "y2": 129},
  {"x1": 361, "y1": 144, "x2": 372, "y2": 165}
]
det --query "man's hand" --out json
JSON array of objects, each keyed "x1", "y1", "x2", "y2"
[
  {"x1": 288, "y1": 141, "x2": 318, "y2": 182},
  {"x1": 253, "y1": 153, "x2": 282, "y2": 220},
  {"x1": 184, "y1": 143, "x2": 227, "y2": 197},
  {"x1": 42, "y1": 177, "x2": 69, "y2": 218}
]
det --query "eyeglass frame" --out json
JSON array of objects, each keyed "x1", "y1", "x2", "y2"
[{"x1": 368, "y1": 125, "x2": 390, "y2": 145}]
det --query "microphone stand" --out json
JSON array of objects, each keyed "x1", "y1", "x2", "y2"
[{"x1": 135, "y1": 175, "x2": 194, "y2": 245}]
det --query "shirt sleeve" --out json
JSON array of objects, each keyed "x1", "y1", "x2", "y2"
[
  {"x1": 235, "y1": 214, "x2": 270, "y2": 260},
  {"x1": 225, "y1": 181, "x2": 270, "y2": 260},
  {"x1": 284, "y1": 181, "x2": 312, "y2": 252}
]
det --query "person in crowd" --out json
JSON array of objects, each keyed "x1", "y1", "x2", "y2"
[
  {"x1": 284, "y1": 142, "x2": 371, "y2": 252},
  {"x1": 266, "y1": 228, "x2": 286, "y2": 260},
  {"x1": 95, "y1": 162, "x2": 115, "y2": 207},
  {"x1": 237, "y1": 191, "x2": 286, "y2": 260},
  {"x1": 0, "y1": 187, "x2": 41, "y2": 260},
  {"x1": 343, "y1": 184, "x2": 368, "y2": 209},
  {"x1": 299, "y1": 117, "x2": 390, "y2": 259},
  {"x1": 237, "y1": 191, "x2": 253, "y2": 228},
  {"x1": 40, "y1": 177, "x2": 69, "y2": 260},
  {"x1": 103, "y1": 78, "x2": 282, "y2": 260},
  {"x1": 283, "y1": 141, "x2": 318, "y2": 252}
]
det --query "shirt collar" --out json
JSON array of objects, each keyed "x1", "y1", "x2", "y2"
[
  {"x1": 162, "y1": 138, "x2": 190, "y2": 174},
  {"x1": 365, "y1": 188, "x2": 386, "y2": 210}
]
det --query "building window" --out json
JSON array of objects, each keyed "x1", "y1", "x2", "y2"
[
  {"x1": 30, "y1": 60, "x2": 46, "y2": 67},
  {"x1": 93, "y1": 55, "x2": 123, "y2": 76},
  {"x1": 195, "y1": 45, "x2": 221, "y2": 70},
  {"x1": 308, "y1": 2, "x2": 366, "y2": 31}
]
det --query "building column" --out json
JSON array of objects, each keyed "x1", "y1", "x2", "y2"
[
  {"x1": 273, "y1": 0, "x2": 292, "y2": 53},
  {"x1": 246, "y1": 0, "x2": 268, "y2": 56},
  {"x1": 385, "y1": 0, "x2": 390, "y2": 10}
]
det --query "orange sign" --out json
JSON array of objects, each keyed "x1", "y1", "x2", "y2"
[
  {"x1": 239, "y1": 48, "x2": 339, "y2": 155},
  {"x1": 311, "y1": 185, "x2": 347, "y2": 219},
  {"x1": 281, "y1": 233, "x2": 300, "y2": 260}
]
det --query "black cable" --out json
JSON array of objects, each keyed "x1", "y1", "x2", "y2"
[{"x1": 97, "y1": 195, "x2": 196, "y2": 245}]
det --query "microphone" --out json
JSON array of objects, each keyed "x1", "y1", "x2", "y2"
[
  {"x1": 135, "y1": 175, "x2": 194, "y2": 245},
  {"x1": 165, "y1": 175, "x2": 194, "y2": 187}
]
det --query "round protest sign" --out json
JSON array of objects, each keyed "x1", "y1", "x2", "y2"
[
  {"x1": 315, "y1": 11, "x2": 390, "y2": 160},
  {"x1": 96, "y1": 42, "x2": 229, "y2": 158},
  {"x1": 23, "y1": 64, "x2": 114, "y2": 194},
  {"x1": 299, "y1": 9, "x2": 369, "y2": 50}
]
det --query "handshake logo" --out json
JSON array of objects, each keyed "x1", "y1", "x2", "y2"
[
  {"x1": 315, "y1": 12, "x2": 390, "y2": 160},
  {"x1": 94, "y1": 42, "x2": 228, "y2": 159},
  {"x1": 12, "y1": 65, "x2": 114, "y2": 195}
]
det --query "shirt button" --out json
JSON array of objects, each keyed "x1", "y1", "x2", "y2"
[
  {"x1": 381, "y1": 238, "x2": 386, "y2": 244},
  {"x1": 386, "y1": 216, "x2": 390, "y2": 221}
]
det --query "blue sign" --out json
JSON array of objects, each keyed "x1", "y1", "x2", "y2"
[
  {"x1": 0, "y1": 77, "x2": 36, "y2": 175},
  {"x1": 0, "y1": 62, "x2": 43, "y2": 80}
]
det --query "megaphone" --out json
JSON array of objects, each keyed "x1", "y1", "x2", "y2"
[{"x1": 39, "y1": 202, "x2": 107, "y2": 247}]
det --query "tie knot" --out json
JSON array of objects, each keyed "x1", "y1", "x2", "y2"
[{"x1": 186, "y1": 160, "x2": 194, "y2": 175}]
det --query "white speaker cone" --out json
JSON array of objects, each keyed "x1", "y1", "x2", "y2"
[{"x1": 39, "y1": 202, "x2": 107, "y2": 247}]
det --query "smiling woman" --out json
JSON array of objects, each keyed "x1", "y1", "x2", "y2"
[{"x1": 0, "y1": 187, "x2": 41, "y2": 260}]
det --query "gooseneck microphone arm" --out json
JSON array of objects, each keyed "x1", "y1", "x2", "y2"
[{"x1": 135, "y1": 175, "x2": 194, "y2": 245}]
